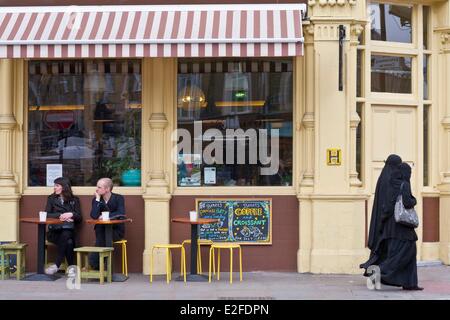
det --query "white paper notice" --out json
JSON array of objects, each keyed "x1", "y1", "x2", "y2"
[
  {"x1": 204, "y1": 167, "x2": 216, "y2": 184},
  {"x1": 46, "y1": 164, "x2": 63, "y2": 186}
]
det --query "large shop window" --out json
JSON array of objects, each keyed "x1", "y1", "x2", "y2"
[
  {"x1": 28, "y1": 60, "x2": 142, "y2": 187},
  {"x1": 370, "y1": 2, "x2": 412, "y2": 43},
  {"x1": 177, "y1": 59, "x2": 293, "y2": 187}
]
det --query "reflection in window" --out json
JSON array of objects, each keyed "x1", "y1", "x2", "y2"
[
  {"x1": 370, "y1": 3, "x2": 412, "y2": 43},
  {"x1": 177, "y1": 59, "x2": 293, "y2": 187},
  {"x1": 423, "y1": 105, "x2": 430, "y2": 187},
  {"x1": 356, "y1": 103, "x2": 363, "y2": 182},
  {"x1": 423, "y1": 6, "x2": 430, "y2": 50},
  {"x1": 357, "y1": 50, "x2": 363, "y2": 97},
  {"x1": 28, "y1": 60, "x2": 142, "y2": 187},
  {"x1": 371, "y1": 55, "x2": 412, "y2": 93},
  {"x1": 424, "y1": 55, "x2": 430, "y2": 100}
]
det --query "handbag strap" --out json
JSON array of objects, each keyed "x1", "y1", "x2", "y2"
[{"x1": 400, "y1": 182, "x2": 405, "y2": 191}]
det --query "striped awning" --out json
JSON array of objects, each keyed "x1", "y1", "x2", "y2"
[{"x1": 0, "y1": 4, "x2": 305, "y2": 59}]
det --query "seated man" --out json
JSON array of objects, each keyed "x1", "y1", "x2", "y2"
[{"x1": 88, "y1": 178, "x2": 125, "y2": 270}]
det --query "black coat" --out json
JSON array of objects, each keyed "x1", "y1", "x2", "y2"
[
  {"x1": 367, "y1": 154, "x2": 402, "y2": 251},
  {"x1": 45, "y1": 194, "x2": 82, "y2": 231},
  {"x1": 90, "y1": 193, "x2": 126, "y2": 238},
  {"x1": 381, "y1": 170, "x2": 418, "y2": 241}
]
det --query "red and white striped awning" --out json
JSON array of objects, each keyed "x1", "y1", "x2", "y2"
[{"x1": 0, "y1": 4, "x2": 305, "y2": 59}]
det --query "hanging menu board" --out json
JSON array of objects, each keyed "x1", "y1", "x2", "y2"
[{"x1": 196, "y1": 198, "x2": 272, "y2": 245}]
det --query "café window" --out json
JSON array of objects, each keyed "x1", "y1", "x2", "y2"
[
  {"x1": 370, "y1": 2, "x2": 413, "y2": 43},
  {"x1": 177, "y1": 59, "x2": 293, "y2": 187},
  {"x1": 28, "y1": 60, "x2": 142, "y2": 187}
]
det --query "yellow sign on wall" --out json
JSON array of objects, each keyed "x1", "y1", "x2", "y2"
[{"x1": 327, "y1": 149, "x2": 342, "y2": 165}]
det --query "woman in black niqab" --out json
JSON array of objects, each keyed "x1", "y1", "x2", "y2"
[
  {"x1": 361, "y1": 160, "x2": 423, "y2": 290},
  {"x1": 365, "y1": 154, "x2": 402, "y2": 254}
]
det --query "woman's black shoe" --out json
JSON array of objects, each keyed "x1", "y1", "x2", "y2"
[{"x1": 402, "y1": 286, "x2": 424, "y2": 291}]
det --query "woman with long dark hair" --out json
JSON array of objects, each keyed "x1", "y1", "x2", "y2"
[{"x1": 44, "y1": 177, "x2": 82, "y2": 275}]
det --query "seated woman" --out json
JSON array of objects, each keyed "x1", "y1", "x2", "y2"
[{"x1": 44, "y1": 177, "x2": 82, "y2": 275}]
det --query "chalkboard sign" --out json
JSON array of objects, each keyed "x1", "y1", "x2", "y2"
[{"x1": 196, "y1": 198, "x2": 272, "y2": 245}]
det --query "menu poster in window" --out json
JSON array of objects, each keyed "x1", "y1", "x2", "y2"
[
  {"x1": 178, "y1": 154, "x2": 201, "y2": 186},
  {"x1": 46, "y1": 164, "x2": 63, "y2": 186},
  {"x1": 197, "y1": 199, "x2": 271, "y2": 244},
  {"x1": 204, "y1": 167, "x2": 216, "y2": 184}
]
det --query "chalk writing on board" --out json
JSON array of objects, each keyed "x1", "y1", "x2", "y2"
[{"x1": 197, "y1": 199, "x2": 271, "y2": 244}]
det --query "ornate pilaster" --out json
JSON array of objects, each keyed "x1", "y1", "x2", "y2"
[
  {"x1": 0, "y1": 60, "x2": 18, "y2": 191},
  {"x1": 438, "y1": 29, "x2": 450, "y2": 185},
  {"x1": 300, "y1": 25, "x2": 315, "y2": 188},
  {"x1": 0, "y1": 59, "x2": 21, "y2": 242},
  {"x1": 147, "y1": 113, "x2": 169, "y2": 189},
  {"x1": 437, "y1": 28, "x2": 450, "y2": 264},
  {"x1": 297, "y1": 6, "x2": 369, "y2": 274},
  {"x1": 348, "y1": 23, "x2": 364, "y2": 188},
  {"x1": 142, "y1": 58, "x2": 175, "y2": 275}
]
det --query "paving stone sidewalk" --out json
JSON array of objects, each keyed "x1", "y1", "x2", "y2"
[{"x1": 0, "y1": 264, "x2": 449, "y2": 300}]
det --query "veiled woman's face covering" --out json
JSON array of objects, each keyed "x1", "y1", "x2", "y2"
[
  {"x1": 400, "y1": 163, "x2": 412, "y2": 181},
  {"x1": 385, "y1": 154, "x2": 402, "y2": 167}
]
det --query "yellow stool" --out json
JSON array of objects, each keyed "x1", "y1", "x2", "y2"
[
  {"x1": 74, "y1": 247, "x2": 113, "y2": 284},
  {"x1": 209, "y1": 243, "x2": 242, "y2": 284},
  {"x1": 181, "y1": 239, "x2": 214, "y2": 275},
  {"x1": 113, "y1": 240, "x2": 128, "y2": 277},
  {"x1": 45, "y1": 241, "x2": 68, "y2": 271},
  {"x1": 0, "y1": 242, "x2": 27, "y2": 280},
  {"x1": 150, "y1": 244, "x2": 186, "y2": 284}
]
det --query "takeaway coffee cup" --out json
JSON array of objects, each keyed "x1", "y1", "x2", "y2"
[
  {"x1": 101, "y1": 211, "x2": 110, "y2": 221},
  {"x1": 189, "y1": 211, "x2": 198, "y2": 221},
  {"x1": 39, "y1": 211, "x2": 47, "y2": 222}
]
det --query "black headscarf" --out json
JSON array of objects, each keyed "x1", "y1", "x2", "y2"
[{"x1": 367, "y1": 154, "x2": 402, "y2": 250}]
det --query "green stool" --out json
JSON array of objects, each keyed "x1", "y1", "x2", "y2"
[
  {"x1": 1, "y1": 248, "x2": 10, "y2": 280},
  {"x1": 74, "y1": 247, "x2": 113, "y2": 284},
  {"x1": 0, "y1": 243, "x2": 27, "y2": 280}
]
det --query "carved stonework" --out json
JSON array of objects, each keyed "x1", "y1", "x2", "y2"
[
  {"x1": 441, "y1": 32, "x2": 450, "y2": 51},
  {"x1": 309, "y1": 0, "x2": 357, "y2": 6}
]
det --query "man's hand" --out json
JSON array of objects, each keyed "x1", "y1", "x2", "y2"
[{"x1": 95, "y1": 191, "x2": 101, "y2": 202}]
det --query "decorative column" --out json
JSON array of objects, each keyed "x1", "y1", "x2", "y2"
[
  {"x1": 297, "y1": 0, "x2": 369, "y2": 274},
  {"x1": 0, "y1": 59, "x2": 21, "y2": 241},
  {"x1": 301, "y1": 25, "x2": 315, "y2": 189},
  {"x1": 348, "y1": 24, "x2": 364, "y2": 188},
  {"x1": 297, "y1": 25, "x2": 315, "y2": 272},
  {"x1": 437, "y1": 29, "x2": 450, "y2": 264},
  {"x1": 142, "y1": 58, "x2": 175, "y2": 274}
]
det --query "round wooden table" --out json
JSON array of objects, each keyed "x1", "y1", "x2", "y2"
[
  {"x1": 172, "y1": 217, "x2": 219, "y2": 281},
  {"x1": 85, "y1": 218, "x2": 132, "y2": 282},
  {"x1": 20, "y1": 217, "x2": 64, "y2": 281}
]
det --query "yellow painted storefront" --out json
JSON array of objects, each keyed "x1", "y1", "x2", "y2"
[{"x1": 1, "y1": 0, "x2": 450, "y2": 274}]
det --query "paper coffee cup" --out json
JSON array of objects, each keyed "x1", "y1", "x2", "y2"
[
  {"x1": 189, "y1": 211, "x2": 198, "y2": 221},
  {"x1": 101, "y1": 211, "x2": 110, "y2": 221},
  {"x1": 39, "y1": 211, "x2": 47, "y2": 222}
]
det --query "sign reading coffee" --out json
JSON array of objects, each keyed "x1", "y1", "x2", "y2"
[{"x1": 196, "y1": 199, "x2": 271, "y2": 244}]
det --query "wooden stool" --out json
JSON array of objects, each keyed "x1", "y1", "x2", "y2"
[
  {"x1": 209, "y1": 243, "x2": 242, "y2": 284},
  {"x1": 150, "y1": 244, "x2": 186, "y2": 284},
  {"x1": 45, "y1": 241, "x2": 68, "y2": 271},
  {"x1": 74, "y1": 247, "x2": 113, "y2": 284},
  {"x1": 0, "y1": 247, "x2": 10, "y2": 280},
  {"x1": 113, "y1": 240, "x2": 128, "y2": 277},
  {"x1": 181, "y1": 239, "x2": 214, "y2": 275},
  {"x1": 0, "y1": 243, "x2": 27, "y2": 280}
]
